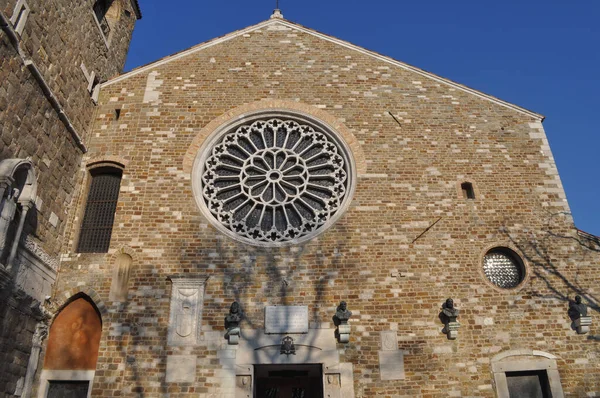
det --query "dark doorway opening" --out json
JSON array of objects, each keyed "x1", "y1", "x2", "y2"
[
  {"x1": 506, "y1": 370, "x2": 551, "y2": 398},
  {"x1": 47, "y1": 380, "x2": 89, "y2": 398},
  {"x1": 254, "y1": 364, "x2": 323, "y2": 398}
]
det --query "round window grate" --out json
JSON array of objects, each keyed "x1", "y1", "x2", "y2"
[
  {"x1": 483, "y1": 249, "x2": 525, "y2": 289},
  {"x1": 197, "y1": 116, "x2": 354, "y2": 246}
]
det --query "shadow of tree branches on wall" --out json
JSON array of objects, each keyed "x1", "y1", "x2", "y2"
[{"x1": 500, "y1": 211, "x2": 600, "y2": 315}]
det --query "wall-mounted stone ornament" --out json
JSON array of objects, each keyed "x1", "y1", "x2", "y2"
[
  {"x1": 440, "y1": 298, "x2": 460, "y2": 340},
  {"x1": 0, "y1": 187, "x2": 20, "y2": 260},
  {"x1": 280, "y1": 336, "x2": 296, "y2": 356},
  {"x1": 333, "y1": 301, "x2": 352, "y2": 344},
  {"x1": 378, "y1": 331, "x2": 405, "y2": 381},
  {"x1": 167, "y1": 276, "x2": 208, "y2": 346},
  {"x1": 380, "y1": 331, "x2": 398, "y2": 351},
  {"x1": 109, "y1": 253, "x2": 132, "y2": 302},
  {"x1": 568, "y1": 295, "x2": 592, "y2": 334},
  {"x1": 225, "y1": 301, "x2": 243, "y2": 345}
]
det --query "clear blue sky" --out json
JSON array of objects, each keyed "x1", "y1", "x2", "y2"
[{"x1": 124, "y1": 0, "x2": 600, "y2": 236}]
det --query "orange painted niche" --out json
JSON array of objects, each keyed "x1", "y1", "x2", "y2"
[{"x1": 43, "y1": 297, "x2": 102, "y2": 370}]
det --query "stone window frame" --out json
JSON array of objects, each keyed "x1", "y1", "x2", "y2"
[
  {"x1": 491, "y1": 349, "x2": 564, "y2": 398},
  {"x1": 455, "y1": 179, "x2": 479, "y2": 201},
  {"x1": 91, "y1": 0, "x2": 122, "y2": 48},
  {"x1": 73, "y1": 160, "x2": 125, "y2": 253},
  {"x1": 191, "y1": 109, "x2": 357, "y2": 248},
  {"x1": 478, "y1": 243, "x2": 530, "y2": 293},
  {"x1": 10, "y1": 0, "x2": 30, "y2": 36}
]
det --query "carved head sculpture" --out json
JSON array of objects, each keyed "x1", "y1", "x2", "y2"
[
  {"x1": 445, "y1": 298, "x2": 454, "y2": 309},
  {"x1": 335, "y1": 301, "x2": 352, "y2": 324},
  {"x1": 230, "y1": 301, "x2": 240, "y2": 314},
  {"x1": 569, "y1": 295, "x2": 588, "y2": 319},
  {"x1": 10, "y1": 188, "x2": 20, "y2": 200}
]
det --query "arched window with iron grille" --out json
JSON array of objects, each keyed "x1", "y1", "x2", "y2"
[{"x1": 77, "y1": 166, "x2": 122, "y2": 253}]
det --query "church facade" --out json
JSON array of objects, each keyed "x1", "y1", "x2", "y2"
[{"x1": 1, "y1": 4, "x2": 599, "y2": 398}]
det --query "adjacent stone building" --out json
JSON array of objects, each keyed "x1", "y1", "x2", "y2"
[
  {"x1": 0, "y1": 0, "x2": 140, "y2": 396},
  {"x1": 2, "y1": 5, "x2": 599, "y2": 398}
]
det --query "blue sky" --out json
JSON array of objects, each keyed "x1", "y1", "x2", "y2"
[{"x1": 124, "y1": 0, "x2": 600, "y2": 236}]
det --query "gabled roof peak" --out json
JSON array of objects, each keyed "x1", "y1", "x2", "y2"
[{"x1": 103, "y1": 18, "x2": 543, "y2": 120}]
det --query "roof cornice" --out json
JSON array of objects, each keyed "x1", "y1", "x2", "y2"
[{"x1": 103, "y1": 18, "x2": 544, "y2": 121}]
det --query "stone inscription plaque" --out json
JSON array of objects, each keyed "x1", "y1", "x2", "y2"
[
  {"x1": 265, "y1": 306, "x2": 308, "y2": 334},
  {"x1": 379, "y1": 351, "x2": 405, "y2": 381}
]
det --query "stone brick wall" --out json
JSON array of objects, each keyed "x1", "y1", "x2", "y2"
[
  {"x1": 53, "y1": 19, "x2": 600, "y2": 397},
  {"x1": 0, "y1": 0, "x2": 138, "y2": 271},
  {"x1": 0, "y1": 0, "x2": 138, "y2": 394},
  {"x1": 0, "y1": 269, "x2": 44, "y2": 397},
  {"x1": 1, "y1": 0, "x2": 137, "y2": 137}
]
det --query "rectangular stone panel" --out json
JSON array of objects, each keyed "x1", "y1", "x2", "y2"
[
  {"x1": 165, "y1": 355, "x2": 197, "y2": 383},
  {"x1": 380, "y1": 331, "x2": 398, "y2": 351},
  {"x1": 265, "y1": 306, "x2": 308, "y2": 334},
  {"x1": 167, "y1": 276, "x2": 208, "y2": 346},
  {"x1": 379, "y1": 351, "x2": 405, "y2": 381}
]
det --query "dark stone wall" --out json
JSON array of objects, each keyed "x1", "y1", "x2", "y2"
[{"x1": 0, "y1": 271, "x2": 41, "y2": 397}]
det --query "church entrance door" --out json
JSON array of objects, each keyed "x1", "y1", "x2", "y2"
[{"x1": 254, "y1": 364, "x2": 323, "y2": 398}]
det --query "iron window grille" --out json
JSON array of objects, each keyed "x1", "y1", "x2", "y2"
[
  {"x1": 77, "y1": 167, "x2": 122, "y2": 253},
  {"x1": 483, "y1": 248, "x2": 525, "y2": 289}
]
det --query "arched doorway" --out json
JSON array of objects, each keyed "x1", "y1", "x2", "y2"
[{"x1": 38, "y1": 296, "x2": 102, "y2": 398}]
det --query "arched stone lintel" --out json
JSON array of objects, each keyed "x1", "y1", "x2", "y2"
[
  {"x1": 54, "y1": 288, "x2": 107, "y2": 320},
  {"x1": 183, "y1": 99, "x2": 367, "y2": 175},
  {"x1": 85, "y1": 155, "x2": 128, "y2": 169},
  {"x1": 492, "y1": 348, "x2": 558, "y2": 363},
  {"x1": 110, "y1": 245, "x2": 138, "y2": 262},
  {"x1": 0, "y1": 158, "x2": 37, "y2": 202}
]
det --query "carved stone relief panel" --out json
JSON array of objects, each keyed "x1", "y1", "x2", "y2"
[
  {"x1": 167, "y1": 276, "x2": 208, "y2": 346},
  {"x1": 380, "y1": 331, "x2": 398, "y2": 351}
]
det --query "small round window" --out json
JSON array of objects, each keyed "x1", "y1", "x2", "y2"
[{"x1": 482, "y1": 248, "x2": 525, "y2": 289}]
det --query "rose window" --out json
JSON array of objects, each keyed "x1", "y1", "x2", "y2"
[{"x1": 199, "y1": 117, "x2": 352, "y2": 245}]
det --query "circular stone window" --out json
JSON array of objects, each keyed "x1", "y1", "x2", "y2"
[
  {"x1": 482, "y1": 248, "x2": 526, "y2": 289},
  {"x1": 194, "y1": 113, "x2": 355, "y2": 246}
]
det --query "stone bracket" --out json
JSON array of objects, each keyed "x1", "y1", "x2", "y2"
[
  {"x1": 575, "y1": 316, "x2": 592, "y2": 334},
  {"x1": 443, "y1": 321, "x2": 460, "y2": 340}
]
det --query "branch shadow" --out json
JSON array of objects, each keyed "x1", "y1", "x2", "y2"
[{"x1": 499, "y1": 211, "x2": 600, "y2": 315}]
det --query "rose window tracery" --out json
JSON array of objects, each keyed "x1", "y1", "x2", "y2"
[{"x1": 199, "y1": 117, "x2": 352, "y2": 245}]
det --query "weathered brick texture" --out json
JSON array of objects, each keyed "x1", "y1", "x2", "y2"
[
  {"x1": 50, "y1": 17, "x2": 600, "y2": 397},
  {"x1": 0, "y1": 0, "x2": 138, "y2": 395}
]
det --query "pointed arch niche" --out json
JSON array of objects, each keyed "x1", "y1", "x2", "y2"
[
  {"x1": 0, "y1": 158, "x2": 37, "y2": 268},
  {"x1": 38, "y1": 295, "x2": 102, "y2": 398}
]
